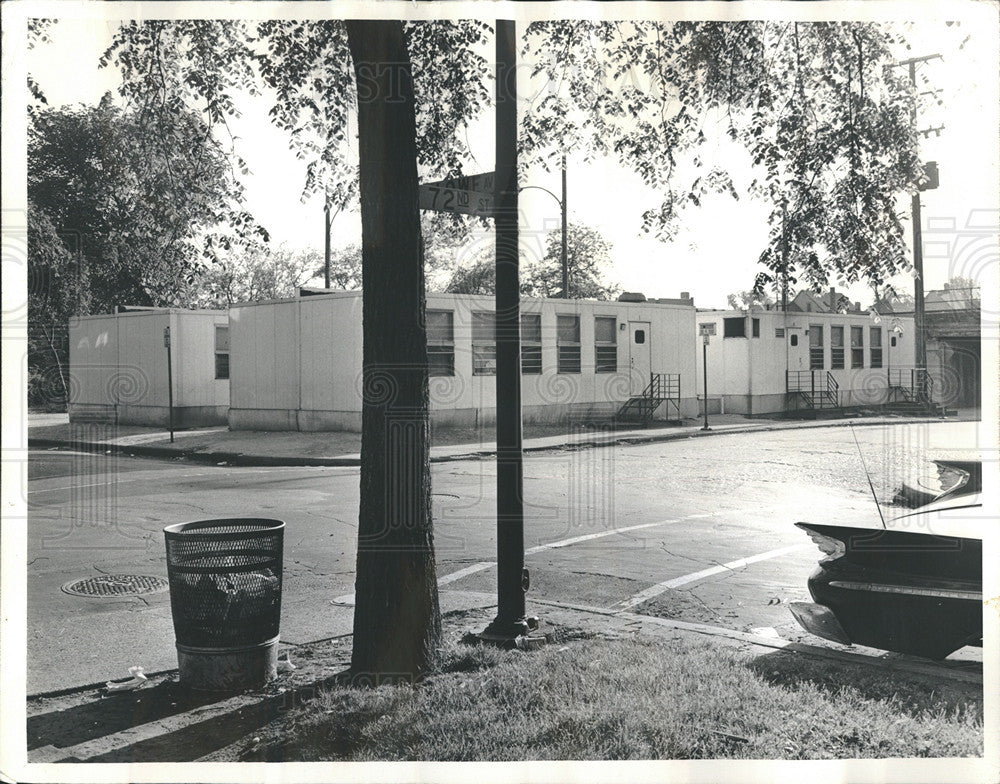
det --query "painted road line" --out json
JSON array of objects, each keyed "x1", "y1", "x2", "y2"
[
  {"x1": 615, "y1": 543, "x2": 811, "y2": 610},
  {"x1": 331, "y1": 514, "x2": 713, "y2": 606},
  {"x1": 437, "y1": 561, "x2": 496, "y2": 585},
  {"x1": 524, "y1": 516, "x2": 701, "y2": 554}
]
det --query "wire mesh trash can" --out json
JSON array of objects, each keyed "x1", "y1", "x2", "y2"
[{"x1": 164, "y1": 518, "x2": 284, "y2": 690}]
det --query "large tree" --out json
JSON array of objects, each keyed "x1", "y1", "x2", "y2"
[
  {"x1": 100, "y1": 17, "x2": 489, "y2": 680},
  {"x1": 94, "y1": 16, "x2": 926, "y2": 679},
  {"x1": 29, "y1": 97, "x2": 265, "y2": 310},
  {"x1": 27, "y1": 96, "x2": 264, "y2": 403}
]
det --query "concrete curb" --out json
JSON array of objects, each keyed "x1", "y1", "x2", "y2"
[
  {"x1": 28, "y1": 415, "x2": 948, "y2": 468},
  {"x1": 27, "y1": 438, "x2": 362, "y2": 467}
]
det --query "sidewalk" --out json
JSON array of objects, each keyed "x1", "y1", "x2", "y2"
[{"x1": 27, "y1": 410, "x2": 963, "y2": 466}]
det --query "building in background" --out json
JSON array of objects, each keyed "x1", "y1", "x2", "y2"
[
  {"x1": 695, "y1": 303, "x2": 917, "y2": 416},
  {"x1": 68, "y1": 308, "x2": 230, "y2": 427},
  {"x1": 227, "y1": 290, "x2": 699, "y2": 431},
  {"x1": 875, "y1": 287, "x2": 981, "y2": 411},
  {"x1": 66, "y1": 284, "x2": 973, "y2": 432}
]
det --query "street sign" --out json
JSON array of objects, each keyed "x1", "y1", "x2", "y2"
[
  {"x1": 163, "y1": 327, "x2": 171, "y2": 348},
  {"x1": 699, "y1": 323, "x2": 716, "y2": 336},
  {"x1": 418, "y1": 171, "x2": 495, "y2": 218},
  {"x1": 703, "y1": 334, "x2": 710, "y2": 346}
]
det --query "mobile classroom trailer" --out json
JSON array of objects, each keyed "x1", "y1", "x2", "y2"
[
  {"x1": 227, "y1": 290, "x2": 699, "y2": 431},
  {"x1": 694, "y1": 308, "x2": 917, "y2": 416},
  {"x1": 68, "y1": 308, "x2": 230, "y2": 427}
]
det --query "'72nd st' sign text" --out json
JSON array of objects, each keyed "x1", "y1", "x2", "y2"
[{"x1": 418, "y1": 171, "x2": 495, "y2": 218}]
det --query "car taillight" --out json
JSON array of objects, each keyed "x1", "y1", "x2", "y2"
[{"x1": 802, "y1": 529, "x2": 846, "y2": 562}]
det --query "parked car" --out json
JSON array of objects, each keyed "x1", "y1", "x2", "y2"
[{"x1": 789, "y1": 460, "x2": 983, "y2": 660}]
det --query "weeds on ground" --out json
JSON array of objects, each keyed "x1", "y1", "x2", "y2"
[{"x1": 240, "y1": 635, "x2": 982, "y2": 761}]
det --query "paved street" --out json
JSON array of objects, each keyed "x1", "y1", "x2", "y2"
[{"x1": 24, "y1": 421, "x2": 982, "y2": 693}]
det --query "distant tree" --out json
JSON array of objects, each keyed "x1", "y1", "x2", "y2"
[
  {"x1": 530, "y1": 222, "x2": 620, "y2": 300},
  {"x1": 445, "y1": 222, "x2": 620, "y2": 300},
  {"x1": 197, "y1": 244, "x2": 324, "y2": 305},
  {"x1": 444, "y1": 255, "x2": 499, "y2": 296},
  {"x1": 727, "y1": 289, "x2": 775, "y2": 311},
  {"x1": 943, "y1": 276, "x2": 981, "y2": 300},
  {"x1": 321, "y1": 244, "x2": 364, "y2": 291}
]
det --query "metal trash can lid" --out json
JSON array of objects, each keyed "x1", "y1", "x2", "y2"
[{"x1": 164, "y1": 518, "x2": 285, "y2": 538}]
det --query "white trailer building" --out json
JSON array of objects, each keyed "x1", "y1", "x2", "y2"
[
  {"x1": 228, "y1": 290, "x2": 699, "y2": 431},
  {"x1": 694, "y1": 308, "x2": 917, "y2": 416},
  {"x1": 68, "y1": 308, "x2": 230, "y2": 427}
]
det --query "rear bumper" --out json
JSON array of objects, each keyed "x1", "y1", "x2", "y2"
[
  {"x1": 796, "y1": 572, "x2": 982, "y2": 658},
  {"x1": 788, "y1": 601, "x2": 852, "y2": 645}
]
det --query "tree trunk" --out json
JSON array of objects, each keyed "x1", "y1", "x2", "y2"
[{"x1": 345, "y1": 20, "x2": 440, "y2": 682}]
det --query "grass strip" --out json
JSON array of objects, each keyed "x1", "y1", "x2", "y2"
[{"x1": 236, "y1": 634, "x2": 982, "y2": 761}]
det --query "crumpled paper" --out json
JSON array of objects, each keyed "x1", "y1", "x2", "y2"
[{"x1": 105, "y1": 666, "x2": 148, "y2": 692}]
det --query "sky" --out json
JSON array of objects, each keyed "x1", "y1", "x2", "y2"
[{"x1": 22, "y1": 3, "x2": 1000, "y2": 310}]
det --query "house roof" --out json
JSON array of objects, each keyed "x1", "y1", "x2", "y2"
[{"x1": 787, "y1": 290, "x2": 830, "y2": 313}]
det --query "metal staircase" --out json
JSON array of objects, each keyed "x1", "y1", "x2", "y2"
[
  {"x1": 615, "y1": 373, "x2": 681, "y2": 424},
  {"x1": 886, "y1": 368, "x2": 947, "y2": 415},
  {"x1": 786, "y1": 370, "x2": 840, "y2": 412}
]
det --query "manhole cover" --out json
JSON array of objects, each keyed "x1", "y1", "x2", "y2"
[{"x1": 61, "y1": 575, "x2": 169, "y2": 598}]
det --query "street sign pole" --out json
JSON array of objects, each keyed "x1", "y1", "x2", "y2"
[
  {"x1": 481, "y1": 18, "x2": 538, "y2": 645},
  {"x1": 164, "y1": 326, "x2": 175, "y2": 443}
]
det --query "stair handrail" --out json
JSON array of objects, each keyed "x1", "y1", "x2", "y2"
[{"x1": 825, "y1": 371, "x2": 839, "y2": 407}]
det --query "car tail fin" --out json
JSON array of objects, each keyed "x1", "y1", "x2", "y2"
[{"x1": 795, "y1": 522, "x2": 847, "y2": 562}]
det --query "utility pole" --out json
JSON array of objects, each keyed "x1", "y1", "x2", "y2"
[
  {"x1": 561, "y1": 154, "x2": 568, "y2": 298},
  {"x1": 324, "y1": 202, "x2": 331, "y2": 289},
  {"x1": 898, "y1": 53, "x2": 942, "y2": 403}
]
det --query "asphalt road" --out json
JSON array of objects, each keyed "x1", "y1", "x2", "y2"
[{"x1": 22, "y1": 421, "x2": 982, "y2": 693}]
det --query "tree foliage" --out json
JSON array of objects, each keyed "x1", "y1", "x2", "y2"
[
  {"x1": 942, "y1": 276, "x2": 981, "y2": 296},
  {"x1": 520, "y1": 21, "x2": 923, "y2": 293},
  {"x1": 27, "y1": 95, "x2": 264, "y2": 403},
  {"x1": 29, "y1": 95, "x2": 265, "y2": 311},
  {"x1": 97, "y1": 19, "x2": 924, "y2": 298},
  {"x1": 726, "y1": 289, "x2": 775, "y2": 311},
  {"x1": 196, "y1": 244, "x2": 326, "y2": 306},
  {"x1": 27, "y1": 200, "x2": 80, "y2": 408}
]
